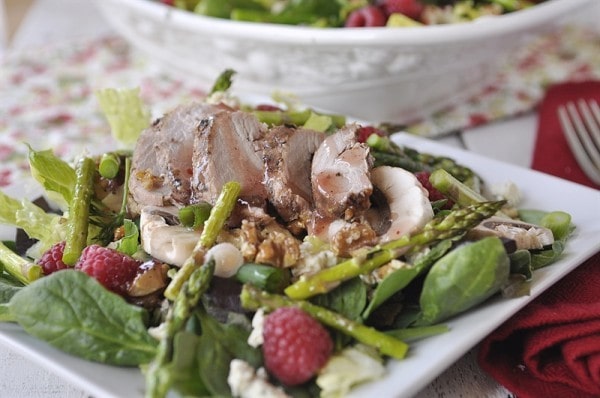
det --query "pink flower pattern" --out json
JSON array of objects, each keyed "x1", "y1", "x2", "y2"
[
  {"x1": 0, "y1": 36, "x2": 207, "y2": 188},
  {"x1": 1, "y1": 26, "x2": 599, "y2": 189},
  {"x1": 406, "y1": 25, "x2": 600, "y2": 136}
]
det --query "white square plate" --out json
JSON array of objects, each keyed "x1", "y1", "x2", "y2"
[{"x1": 1, "y1": 133, "x2": 599, "y2": 398}]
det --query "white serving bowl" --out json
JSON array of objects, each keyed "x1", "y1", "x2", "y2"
[{"x1": 94, "y1": 0, "x2": 593, "y2": 123}]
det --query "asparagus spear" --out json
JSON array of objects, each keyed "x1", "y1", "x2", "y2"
[
  {"x1": 240, "y1": 284, "x2": 409, "y2": 359},
  {"x1": 178, "y1": 203, "x2": 212, "y2": 229},
  {"x1": 0, "y1": 242, "x2": 42, "y2": 285},
  {"x1": 164, "y1": 181, "x2": 241, "y2": 300},
  {"x1": 98, "y1": 152, "x2": 121, "y2": 179},
  {"x1": 235, "y1": 263, "x2": 291, "y2": 293},
  {"x1": 429, "y1": 169, "x2": 511, "y2": 218},
  {"x1": 62, "y1": 156, "x2": 96, "y2": 265},
  {"x1": 209, "y1": 69, "x2": 236, "y2": 95},
  {"x1": 429, "y1": 168, "x2": 487, "y2": 207},
  {"x1": 284, "y1": 201, "x2": 505, "y2": 300},
  {"x1": 145, "y1": 259, "x2": 215, "y2": 398},
  {"x1": 367, "y1": 135, "x2": 480, "y2": 187}
]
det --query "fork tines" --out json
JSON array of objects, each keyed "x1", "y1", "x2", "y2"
[{"x1": 557, "y1": 99, "x2": 600, "y2": 185}]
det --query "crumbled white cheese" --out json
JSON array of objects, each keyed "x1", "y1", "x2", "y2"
[
  {"x1": 489, "y1": 181, "x2": 522, "y2": 207},
  {"x1": 228, "y1": 359, "x2": 291, "y2": 398},
  {"x1": 147, "y1": 322, "x2": 167, "y2": 341},
  {"x1": 316, "y1": 344, "x2": 386, "y2": 398},
  {"x1": 247, "y1": 308, "x2": 265, "y2": 348},
  {"x1": 205, "y1": 91, "x2": 240, "y2": 109},
  {"x1": 361, "y1": 259, "x2": 410, "y2": 285},
  {"x1": 292, "y1": 240, "x2": 338, "y2": 279}
]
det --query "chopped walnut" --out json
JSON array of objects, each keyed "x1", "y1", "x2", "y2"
[
  {"x1": 330, "y1": 221, "x2": 377, "y2": 258},
  {"x1": 240, "y1": 220, "x2": 261, "y2": 261},
  {"x1": 239, "y1": 220, "x2": 301, "y2": 268}
]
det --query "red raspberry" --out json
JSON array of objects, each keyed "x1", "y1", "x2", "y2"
[
  {"x1": 415, "y1": 171, "x2": 454, "y2": 208},
  {"x1": 345, "y1": 5, "x2": 387, "y2": 27},
  {"x1": 379, "y1": 0, "x2": 425, "y2": 20},
  {"x1": 38, "y1": 241, "x2": 70, "y2": 275},
  {"x1": 75, "y1": 245, "x2": 142, "y2": 296},
  {"x1": 356, "y1": 125, "x2": 385, "y2": 143},
  {"x1": 262, "y1": 307, "x2": 333, "y2": 386}
]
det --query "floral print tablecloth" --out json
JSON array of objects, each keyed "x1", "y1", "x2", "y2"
[
  {"x1": 0, "y1": 36, "x2": 207, "y2": 189},
  {"x1": 407, "y1": 25, "x2": 600, "y2": 136},
  {"x1": 1, "y1": 26, "x2": 599, "y2": 188}
]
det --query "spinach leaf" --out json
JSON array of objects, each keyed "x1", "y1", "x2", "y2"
[
  {"x1": 196, "y1": 308, "x2": 262, "y2": 397},
  {"x1": 531, "y1": 240, "x2": 565, "y2": 270},
  {"x1": 501, "y1": 249, "x2": 534, "y2": 299},
  {"x1": 311, "y1": 277, "x2": 367, "y2": 322},
  {"x1": 518, "y1": 209, "x2": 548, "y2": 225},
  {"x1": 415, "y1": 237, "x2": 510, "y2": 326},
  {"x1": 0, "y1": 303, "x2": 11, "y2": 321},
  {"x1": 362, "y1": 239, "x2": 453, "y2": 320},
  {"x1": 0, "y1": 276, "x2": 22, "y2": 304},
  {"x1": 168, "y1": 331, "x2": 210, "y2": 397},
  {"x1": 8, "y1": 270, "x2": 157, "y2": 365},
  {"x1": 508, "y1": 249, "x2": 532, "y2": 279}
]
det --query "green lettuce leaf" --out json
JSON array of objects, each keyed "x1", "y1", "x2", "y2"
[
  {"x1": 95, "y1": 87, "x2": 151, "y2": 148},
  {"x1": 114, "y1": 219, "x2": 140, "y2": 256},
  {"x1": 0, "y1": 190, "x2": 65, "y2": 248},
  {"x1": 27, "y1": 146, "x2": 76, "y2": 210}
]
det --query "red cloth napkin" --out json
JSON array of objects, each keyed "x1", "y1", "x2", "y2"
[
  {"x1": 531, "y1": 80, "x2": 600, "y2": 190},
  {"x1": 479, "y1": 81, "x2": 600, "y2": 397},
  {"x1": 478, "y1": 254, "x2": 600, "y2": 398}
]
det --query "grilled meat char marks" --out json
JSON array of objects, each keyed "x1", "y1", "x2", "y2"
[
  {"x1": 262, "y1": 126, "x2": 325, "y2": 227},
  {"x1": 128, "y1": 102, "x2": 229, "y2": 215},
  {"x1": 130, "y1": 104, "x2": 377, "y2": 243},
  {"x1": 191, "y1": 110, "x2": 269, "y2": 207}
]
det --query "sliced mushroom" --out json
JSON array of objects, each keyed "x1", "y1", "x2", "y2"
[
  {"x1": 468, "y1": 216, "x2": 554, "y2": 250},
  {"x1": 139, "y1": 206, "x2": 201, "y2": 266},
  {"x1": 128, "y1": 261, "x2": 170, "y2": 297},
  {"x1": 368, "y1": 166, "x2": 434, "y2": 243}
]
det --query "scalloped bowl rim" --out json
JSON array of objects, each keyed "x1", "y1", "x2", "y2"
[{"x1": 116, "y1": 0, "x2": 593, "y2": 45}]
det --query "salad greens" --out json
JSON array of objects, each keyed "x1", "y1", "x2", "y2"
[
  {"x1": 415, "y1": 236, "x2": 510, "y2": 325},
  {"x1": 162, "y1": 0, "x2": 543, "y2": 27},
  {"x1": 284, "y1": 201, "x2": 506, "y2": 300},
  {"x1": 2, "y1": 271, "x2": 157, "y2": 365},
  {"x1": 241, "y1": 284, "x2": 410, "y2": 359},
  {"x1": 95, "y1": 87, "x2": 151, "y2": 148},
  {"x1": 0, "y1": 70, "x2": 575, "y2": 398},
  {"x1": 62, "y1": 157, "x2": 96, "y2": 265}
]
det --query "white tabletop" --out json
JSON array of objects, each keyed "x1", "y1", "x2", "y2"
[{"x1": 0, "y1": 1, "x2": 598, "y2": 397}]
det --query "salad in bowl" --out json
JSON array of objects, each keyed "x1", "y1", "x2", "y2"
[
  {"x1": 94, "y1": 0, "x2": 594, "y2": 123},
  {"x1": 157, "y1": 0, "x2": 550, "y2": 27},
  {"x1": 0, "y1": 72, "x2": 575, "y2": 398}
]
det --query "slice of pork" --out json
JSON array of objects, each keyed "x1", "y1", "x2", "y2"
[
  {"x1": 191, "y1": 110, "x2": 269, "y2": 205},
  {"x1": 310, "y1": 124, "x2": 373, "y2": 221},
  {"x1": 128, "y1": 102, "x2": 230, "y2": 215},
  {"x1": 262, "y1": 126, "x2": 325, "y2": 227}
]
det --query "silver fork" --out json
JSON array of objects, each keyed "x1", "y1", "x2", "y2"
[{"x1": 557, "y1": 99, "x2": 600, "y2": 185}]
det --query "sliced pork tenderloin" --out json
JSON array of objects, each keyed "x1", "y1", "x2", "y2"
[
  {"x1": 128, "y1": 102, "x2": 231, "y2": 215},
  {"x1": 262, "y1": 126, "x2": 325, "y2": 228},
  {"x1": 310, "y1": 123, "x2": 374, "y2": 221},
  {"x1": 191, "y1": 110, "x2": 269, "y2": 206}
]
